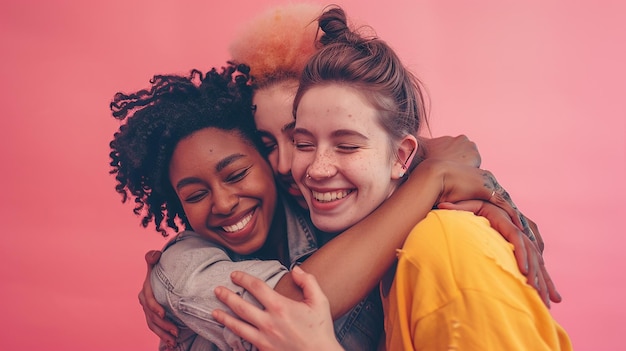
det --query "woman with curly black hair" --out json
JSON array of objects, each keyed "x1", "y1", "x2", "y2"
[{"x1": 110, "y1": 65, "x2": 294, "y2": 350}]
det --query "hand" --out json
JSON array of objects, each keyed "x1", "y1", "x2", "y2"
[
  {"x1": 421, "y1": 135, "x2": 481, "y2": 167},
  {"x1": 212, "y1": 266, "x2": 344, "y2": 351},
  {"x1": 480, "y1": 171, "x2": 546, "y2": 253},
  {"x1": 138, "y1": 250, "x2": 179, "y2": 349},
  {"x1": 437, "y1": 200, "x2": 562, "y2": 307},
  {"x1": 520, "y1": 213, "x2": 545, "y2": 253},
  {"x1": 417, "y1": 159, "x2": 521, "y2": 227}
]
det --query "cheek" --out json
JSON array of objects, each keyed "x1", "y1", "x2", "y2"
[
  {"x1": 180, "y1": 203, "x2": 203, "y2": 230},
  {"x1": 291, "y1": 153, "x2": 310, "y2": 179},
  {"x1": 278, "y1": 140, "x2": 294, "y2": 161}
]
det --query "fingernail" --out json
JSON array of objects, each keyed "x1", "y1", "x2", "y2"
[{"x1": 293, "y1": 266, "x2": 304, "y2": 274}]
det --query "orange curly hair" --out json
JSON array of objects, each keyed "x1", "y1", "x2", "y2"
[{"x1": 229, "y1": 3, "x2": 321, "y2": 88}]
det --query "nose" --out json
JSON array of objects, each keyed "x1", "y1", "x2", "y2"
[
  {"x1": 276, "y1": 141, "x2": 293, "y2": 176},
  {"x1": 306, "y1": 148, "x2": 337, "y2": 180},
  {"x1": 211, "y1": 185, "x2": 239, "y2": 215}
]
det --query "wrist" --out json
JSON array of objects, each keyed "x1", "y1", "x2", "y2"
[{"x1": 404, "y1": 158, "x2": 448, "y2": 205}]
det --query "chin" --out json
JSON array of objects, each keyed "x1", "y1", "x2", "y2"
[{"x1": 311, "y1": 220, "x2": 349, "y2": 235}]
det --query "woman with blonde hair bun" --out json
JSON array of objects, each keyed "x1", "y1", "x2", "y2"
[{"x1": 214, "y1": 5, "x2": 571, "y2": 350}]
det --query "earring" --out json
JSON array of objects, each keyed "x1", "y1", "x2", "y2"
[{"x1": 398, "y1": 171, "x2": 405, "y2": 178}]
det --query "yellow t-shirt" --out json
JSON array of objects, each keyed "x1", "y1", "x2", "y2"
[{"x1": 382, "y1": 210, "x2": 572, "y2": 351}]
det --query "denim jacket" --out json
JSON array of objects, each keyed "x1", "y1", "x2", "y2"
[{"x1": 151, "y1": 194, "x2": 383, "y2": 351}]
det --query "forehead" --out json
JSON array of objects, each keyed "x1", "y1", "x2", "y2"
[
  {"x1": 169, "y1": 128, "x2": 257, "y2": 175},
  {"x1": 295, "y1": 84, "x2": 380, "y2": 130},
  {"x1": 253, "y1": 81, "x2": 298, "y2": 131}
]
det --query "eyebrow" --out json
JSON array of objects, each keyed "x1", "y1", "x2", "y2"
[
  {"x1": 216, "y1": 153, "x2": 246, "y2": 172},
  {"x1": 175, "y1": 177, "x2": 202, "y2": 191},
  {"x1": 292, "y1": 127, "x2": 369, "y2": 140},
  {"x1": 256, "y1": 129, "x2": 275, "y2": 139},
  {"x1": 175, "y1": 153, "x2": 246, "y2": 190},
  {"x1": 281, "y1": 121, "x2": 296, "y2": 132}
]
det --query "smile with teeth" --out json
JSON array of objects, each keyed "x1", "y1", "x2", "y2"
[
  {"x1": 222, "y1": 212, "x2": 253, "y2": 233},
  {"x1": 312, "y1": 189, "x2": 352, "y2": 203}
]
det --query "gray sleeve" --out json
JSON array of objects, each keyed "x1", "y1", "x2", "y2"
[{"x1": 151, "y1": 236, "x2": 288, "y2": 351}]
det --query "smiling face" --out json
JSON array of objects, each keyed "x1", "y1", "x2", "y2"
[
  {"x1": 169, "y1": 127, "x2": 277, "y2": 255},
  {"x1": 253, "y1": 80, "x2": 308, "y2": 209},
  {"x1": 292, "y1": 84, "x2": 402, "y2": 233}
]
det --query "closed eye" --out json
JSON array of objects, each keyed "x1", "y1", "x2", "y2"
[
  {"x1": 185, "y1": 190, "x2": 208, "y2": 203},
  {"x1": 261, "y1": 137, "x2": 278, "y2": 154},
  {"x1": 294, "y1": 140, "x2": 315, "y2": 151},
  {"x1": 262, "y1": 142, "x2": 277, "y2": 156},
  {"x1": 226, "y1": 166, "x2": 252, "y2": 183},
  {"x1": 337, "y1": 144, "x2": 360, "y2": 152}
]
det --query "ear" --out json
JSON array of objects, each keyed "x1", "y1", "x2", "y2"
[{"x1": 391, "y1": 134, "x2": 418, "y2": 180}]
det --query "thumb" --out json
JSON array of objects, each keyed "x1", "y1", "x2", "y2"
[{"x1": 292, "y1": 266, "x2": 328, "y2": 308}]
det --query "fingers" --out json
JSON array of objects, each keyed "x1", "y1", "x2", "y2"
[
  {"x1": 437, "y1": 200, "x2": 482, "y2": 212},
  {"x1": 212, "y1": 308, "x2": 265, "y2": 349},
  {"x1": 521, "y1": 235, "x2": 563, "y2": 308},
  {"x1": 144, "y1": 250, "x2": 162, "y2": 266},
  {"x1": 212, "y1": 287, "x2": 266, "y2": 340},
  {"x1": 291, "y1": 266, "x2": 329, "y2": 309},
  {"x1": 476, "y1": 202, "x2": 530, "y2": 275},
  {"x1": 142, "y1": 304, "x2": 178, "y2": 347},
  {"x1": 141, "y1": 264, "x2": 166, "y2": 320},
  {"x1": 214, "y1": 283, "x2": 269, "y2": 328},
  {"x1": 140, "y1": 249, "x2": 179, "y2": 347},
  {"x1": 523, "y1": 246, "x2": 544, "y2": 305},
  {"x1": 543, "y1": 269, "x2": 563, "y2": 304},
  {"x1": 524, "y1": 215, "x2": 545, "y2": 253},
  {"x1": 228, "y1": 271, "x2": 285, "y2": 311}
]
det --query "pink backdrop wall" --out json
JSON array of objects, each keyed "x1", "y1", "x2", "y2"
[{"x1": 1, "y1": 1, "x2": 624, "y2": 350}]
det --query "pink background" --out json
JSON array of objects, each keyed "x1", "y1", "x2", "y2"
[{"x1": 1, "y1": 1, "x2": 624, "y2": 350}]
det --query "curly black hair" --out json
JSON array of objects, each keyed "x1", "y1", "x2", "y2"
[{"x1": 109, "y1": 63, "x2": 263, "y2": 237}]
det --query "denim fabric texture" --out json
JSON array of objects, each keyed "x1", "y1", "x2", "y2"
[{"x1": 151, "y1": 193, "x2": 383, "y2": 350}]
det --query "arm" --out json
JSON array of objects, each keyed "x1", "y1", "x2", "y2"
[
  {"x1": 421, "y1": 134, "x2": 481, "y2": 167},
  {"x1": 212, "y1": 267, "x2": 344, "y2": 351},
  {"x1": 274, "y1": 159, "x2": 518, "y2": 318},
  {"x1": 141, "y1": 160, "x2": 547, "y2": 345},
  {"x1": 150, "y1": 234, "x2": 289, "y2": 351},
  {"x1": 138, "y1": 250, "x2": 179, "y2": 349}
]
